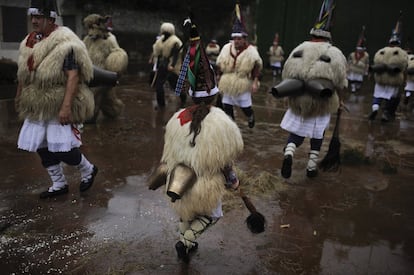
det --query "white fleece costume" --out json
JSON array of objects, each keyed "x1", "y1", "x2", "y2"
[
  {"x1": 216, "y1": 42, "x2": 263, "y2": 98},
  {"x1": 279, "y1": 40, "x2": 347, "y2": 177},
  {"x1": 281, "y1": 41, "x2": 347, "y2": 138},
  {"x1": 83, "y1": 14, "x2": 128, "y2": 120},
  {"x1": 347, "y1": 49, "x2": 369, "y2": 92},
  {"x1": 161, "y1": 106, "x2": 243, "y2": 250}
]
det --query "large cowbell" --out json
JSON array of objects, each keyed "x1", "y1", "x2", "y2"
[{"x1": 166, "y1": 163, "x2": 197, "y2": 202}]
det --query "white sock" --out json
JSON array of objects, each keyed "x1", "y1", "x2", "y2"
[
  {"x1": 77, "y1": 154, "x2": 94, "y2": 181},
  {"x1": 372, "y1": 104, "x2": 379, "y2": 112},
  {"x1": 307, "y1": 150, "x2": 319, "y2": 171},
  {"x1": 284, "y1": 142, "x2": 296, "y2": 157},
  {"x1": 46, "y1": 164, "x2": 67, "y2": 191}
]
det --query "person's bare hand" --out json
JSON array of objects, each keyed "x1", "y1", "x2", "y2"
[
  {"x1": 58, "y1": 105, "x2": 72, "y2": 125},
  {"x1": 252, "y1": 81, "x2": 260, "y2": 93}
]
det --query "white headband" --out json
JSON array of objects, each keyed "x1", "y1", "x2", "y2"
[
  {"x1": 28, "y1": 8, "x2": 57, "y2": 19},
  {"x1": 188, "y1": 86, "x2": 219, "y2": 98}
]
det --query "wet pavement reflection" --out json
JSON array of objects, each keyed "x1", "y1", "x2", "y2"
[{"x1": 1, "y1": 73, "x2": 414, "y2": 274}]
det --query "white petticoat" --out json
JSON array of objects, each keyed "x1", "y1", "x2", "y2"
[
  {"x1": 405, "y1": 80, "x2": 414, "y2": 92},
  {"x1": 281, "y1": 109, "x2": 331, "y2": 139},
  {"x1": 17, "y1": 119, "x2": 82, "y2": 152},
  {"x1": 222, "y1": 91, "x2": 252, "y2": 108},
  {"x1": 270, "y1": 61, "x2": 282, "y2": 68},
  {"x1": 373, "y1": 83, "x2": 399, "y2": 100},
  {"x1": 347, "y1": 71, "x2": 364, "y2": 82}
]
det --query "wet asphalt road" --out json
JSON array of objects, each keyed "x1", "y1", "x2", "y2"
[{"x1": 1, "y1": 73, "x2": 414, "y2": 274}]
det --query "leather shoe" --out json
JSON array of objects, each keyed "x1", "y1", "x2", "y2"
[
  {"x1": 80, "y1": 166, "x2": 98, "y2": 192},
  {"x1": 39, "y1": 185, "x2": 69, "y2": 199},
  {"x1": 175, "y1": 241, "x2": 189, "y2": 263},
  {"x1": 281, "y1": 155, "x2": 292, "y2": 179}
]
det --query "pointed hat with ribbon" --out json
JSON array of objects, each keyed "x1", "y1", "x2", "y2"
[
  {"x1": 389, "y1": 11, "x2": 403, "y2": 46},
  {"x1": 231, "y1": 2, "x2": 248, "y2": 38},
  {"x1": 175, "y1": 18, "x2": 218, "y2": 98},
  {"x1": 309, "y1": 0, "x2": 335, "y2": 40}
]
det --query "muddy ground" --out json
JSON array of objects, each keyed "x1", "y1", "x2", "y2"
[{"x1": 1, "y1": 72, "x2": 414, "y2": 274}]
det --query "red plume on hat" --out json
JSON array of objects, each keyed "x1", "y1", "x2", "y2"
[
  {"x1": 273, "y1": 33, "x2": 279, "y2": 44},
  {"x1": 356, "y1": 25, "x2": 366, "y2": 50},
  {"x1": 231, "y1": 2, "x2": 248, "y2": 38},
  {"x1": 389, "y1": 11, "x2": 402, "y2": 46}
]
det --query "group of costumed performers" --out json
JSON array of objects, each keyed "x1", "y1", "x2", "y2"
[
  {"x1": 215, "y1": 2, "x2": 263, "y2": 128},
  {"x1": 347, "y1": 26, "x2": 370, "y2": 93},
  {"x1": 148, "y1": 17, "x2": 244, "y2": 263},
  {"x1": 83, "y1": 13, "x2": 128, "y2": 123},
  {"x1": 267, "y1": 32, "x2": 285, "y2": 78},
  {"x1": 271, "y1": 0, "x2": 348, "y2": 179},
  {"x1": 151, "y1": 22, "x2": 187, "y2": 109},
  {"x1": 15, "y1": 0, "x2": 98, "y2": 198},
  {"x1": 368, "y1": 12, "x2": 408, "y2": 122}
]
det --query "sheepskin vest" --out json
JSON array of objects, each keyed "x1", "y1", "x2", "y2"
[
  {"x1": 17, "y1": 26, "x2": 94, "y2": 123},
  {"x1": 269, "y1": 45, "x2": 284, "y2": 63},
  {"x1": 162, "y1": 106, "x2": 244, "y2": 221},
  {"x1": 217, "y1": 42, "x2": 263, "y2": 96},
  {"x1": 83, "y1": 33, "x2": 128, "y2": 73},
  {"x1": 152, "y1": 34, "x2": 183, "y2": 75},
  {"x1": 348, "y1": 51, "x2": 369, "y2": 75},
  {"x1": 373, "y1": 46, "x2": 408, "y2": 86}
]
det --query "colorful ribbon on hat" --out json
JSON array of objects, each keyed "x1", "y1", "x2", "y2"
[
  {"x1": 187, "y1": 41, "x2": 201, "y2": 91},
  {"x1": 175, "y1": 47, "x2": 190, "y2": 96}
]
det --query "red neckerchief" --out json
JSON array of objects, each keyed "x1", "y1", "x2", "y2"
[
  {"x1": 177, "y1": 105, "x2": 199, "y2": 126},
  {"x1": 26, "y1": 24, "x2": 58, "y2": 71},
  {"x1": 230, "y1": 43, "x2": 248, "y2": 69},
  {"x1": 177, "y1": 105, "x2": 212, "y2": 126},
  {"x1": 355, "y1": 51, "x2": 365, "y2": 61}
]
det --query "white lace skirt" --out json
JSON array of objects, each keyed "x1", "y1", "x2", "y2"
[
  {"x1": 17, "y1": 119, "x2": 82, "y2": 152},
  {"x1": 281, "y1": 109, "x2": 330, "y2": 139}
]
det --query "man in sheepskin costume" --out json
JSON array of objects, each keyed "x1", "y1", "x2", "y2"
[
  {"x1": 149, "y1": 19, "x2": 243, "y2": 263},
  {"x1": 151, "y1": 22, "x2": 186, "y2": 109},
  {"x1": 83, "y1": 14, "x2": 128, "y2": 122},
  {"x1": 267, "y1": 33, "x2": 285, "y2": 78},
  {"x1": 347, "y1": 26, "x2": 369, "y2": 93},
  {"x1": 15, "y1": 0, "x2": 98, "y2": 198},
  {"x1": 271, "y1": 0, "x2": 347, "y2": 178},
  {"x1": 216, "y1": 3, "x2": 263, "y2": 128},
  {"x1": 403, "y1": 48, "x2": 414, "y2": 109},
  {"x1": 368, "y1": 13, "x2": 407, "y2": 122}
]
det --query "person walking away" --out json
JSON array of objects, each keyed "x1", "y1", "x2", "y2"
[
  {"x1": 148, "y1": 19, "x2": 243, "y2": 263},
  {"x1": 368, "y1": 12, "x2": 408, "y2": 122},
  {"x1": 151, "y1": 22, "x2": 186, "y2": 109},
  {"x1": 271, "y1": 0, "x2": 347, "y2": 179}
]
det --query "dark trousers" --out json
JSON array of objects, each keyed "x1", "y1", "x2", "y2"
[
  {"x1": 155, "y1": 67, "x2": 186, "y2": 107},
  {"x1": 287, "y1": 133, "x2": 323, "y2": 151},
  {"x1": 37, "y1": 147, "x2": 82, "y2": 168},
  {"x1": 223, "y1": 104, "x2": 253, "y2": 120}
]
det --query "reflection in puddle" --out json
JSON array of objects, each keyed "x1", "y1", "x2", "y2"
[
  {"x1": 88, "y1": 175, "x2": 176, "y2": 242},
  {"x1": 321, "y1": 239, "x2": 414, "y2": 274}
]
